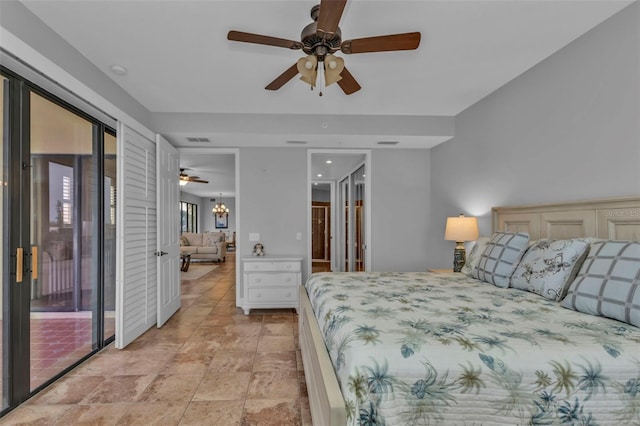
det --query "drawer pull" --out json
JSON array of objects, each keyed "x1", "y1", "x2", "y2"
[
  {"x1": 255, "y1": 278, "x2": 262, "y2": 283},
  {"x1": 256, "y1": 293, "x2": 262, "y2": 298}
]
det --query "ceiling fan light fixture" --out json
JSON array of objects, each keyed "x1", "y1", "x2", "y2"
[
  {"x1": 297, "y1": 55, "x2": 318, "y2": 87},
  {"x1": 324, "y1": 54, "x2": 344, "y2": 87}
]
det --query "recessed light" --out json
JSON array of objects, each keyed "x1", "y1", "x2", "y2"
[
  {"x1": 325, "y1": 160, "x2": 332, "y2": 164},
  {"x1": 110, "y1": 65, "x2": 128, "y2": 76},
  {"x1": 317, "y1": 174, "x2": 322, "y2": 177}
]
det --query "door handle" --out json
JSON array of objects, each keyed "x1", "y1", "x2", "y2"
[
  {"x1": 155, "y1": 251, "x2": 168, "y2": 256},
  {"x1": 16, "y1": 247, "x2": 23, "y2": 283},
  {"x1": 32, "y1": 246, "x2": 38, "y2": 279}
]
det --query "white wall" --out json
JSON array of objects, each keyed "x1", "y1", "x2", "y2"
[
  {"x1": 371, "y1": 149, "x2": 431, "y2": 272},
  {"x1": 239, "y1": 148, "x2": 308, "y2": 273},
  {"x1": 238, "y1": 148, "x2": 432, "y2": 278},
  {"x1": 429, "y1": 2, "x2": 640, "y2": 268}
]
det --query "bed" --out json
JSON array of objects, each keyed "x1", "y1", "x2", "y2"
[{"x1": 298, "y1": 196, "x2": 640, "y2": 425}]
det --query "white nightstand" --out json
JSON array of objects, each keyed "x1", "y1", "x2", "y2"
[{"x1": 242, "y1": 256, "x2": 303, "y2": 315}]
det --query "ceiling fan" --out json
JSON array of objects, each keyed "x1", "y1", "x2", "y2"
[
  {"x1": 227, "y1": 0, "x2": 421, "y2": 95},
  {"x1": 180, "y1": 169, "x2": 209, "y2": 184}
]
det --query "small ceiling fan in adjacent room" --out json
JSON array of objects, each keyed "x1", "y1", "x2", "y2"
[
  {"x1": 227, "y1": 0, "x2": 421, "y2": 95},
  {"x1": 180, "y1": 169, "x2": 209, "y2": 185}
]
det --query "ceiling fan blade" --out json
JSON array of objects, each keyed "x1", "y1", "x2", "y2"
[
  {"x1": 341, "y1": 32, "x2": 421, "y2": 54},
  {"x1": 191, "y1": 179, "x2": 209, "y2": 184},
  {"x1": 227, "y1": 30, "x2": 303, "y2": 50},
  {"x1": 265, "y1": 63, "x2": 299, "y2": 91},
  {"x1": 316, "y1": 0, "x2": 347, "y2": 39},
  {"x1": 337, "y1": 67, "x2": 361, "y2": 95}
]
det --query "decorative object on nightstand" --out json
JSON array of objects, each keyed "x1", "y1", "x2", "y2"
[
  {"x1": 252, "y1": 242, "x2": 265, "y2": 256},
  {"x1": 444, "y1": 214, "x2": 479, "y2": 273}
]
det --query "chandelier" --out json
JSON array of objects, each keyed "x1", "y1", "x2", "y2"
[{"x1": 212, "y1": 193, "x2": 229, "y2": 217}]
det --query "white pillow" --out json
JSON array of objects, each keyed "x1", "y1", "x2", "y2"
[{"x1": 511, "y1": 239, "x2": 590, "y2": 301}]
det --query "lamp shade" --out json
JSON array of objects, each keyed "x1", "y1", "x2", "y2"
[
  {"x1": 445, "y1": 215, "x2": 479, "y2": 242},
  {"x1": 297, "y1": 55, "x2": 317, "y2": 87}
]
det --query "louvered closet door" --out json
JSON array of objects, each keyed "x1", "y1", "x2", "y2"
[{"x1": 115, "y1": 123, "x2": 157, "y2": 349}]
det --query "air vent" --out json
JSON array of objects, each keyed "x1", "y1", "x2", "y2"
[
  {"x1": 186, "y1": 137, "x2": 211, "y2": 143},
  {"x1": 286, "y1": 140, "x2": 308, "y2": 145},
  {"x1": 377, "y1": 141, "x2": 399, "y2": 145}
]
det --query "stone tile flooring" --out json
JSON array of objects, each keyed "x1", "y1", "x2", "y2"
[{"x1": 2, "y1": 253, "x2": 313, "y2": 425}]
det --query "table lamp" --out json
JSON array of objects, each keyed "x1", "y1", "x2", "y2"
[{"x1": 445, "y1": 214, "x2": 479, "y2": 272}]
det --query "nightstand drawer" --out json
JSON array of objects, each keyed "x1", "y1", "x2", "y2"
[
  {"x1": 244, "y1": 261, "x2": 301, "y2": 272},
  {"x1": 248, "y1": 287, "x2": 298, "y2": 303},
  {"x1": 246, "y1": 272, "x2": 298, "y2": 287}
]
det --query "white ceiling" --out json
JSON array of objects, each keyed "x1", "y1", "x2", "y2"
[
  {"x1": 180, "y1": 152, "x2": 235, "y2": 198},
  {"x1": 16, "y1": 0, "x2": 634, "y2": 196},
  {"x1": 20, "y1": 0, "x2": 632, "y2": 117}
]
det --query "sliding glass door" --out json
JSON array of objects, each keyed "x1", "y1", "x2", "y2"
[
  {"x1": 338, "y1": 164, "x2": 366, "y2": 272},
  {"x1": 352, "y1": 165, "x2": 365, "y2": 272},
  {"x1": 1, "y1": 69, "x2": 116, "y2": 413},
  {"x1": 1, "y1": 75, "x2": 7, "y2": 411}
]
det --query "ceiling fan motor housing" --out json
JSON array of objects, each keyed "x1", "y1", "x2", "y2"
[{"x1": 301, "y1": 4, "x2": 342, "y2": 59}]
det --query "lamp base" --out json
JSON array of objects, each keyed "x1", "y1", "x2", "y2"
[{"x1": 452, "y1": 242, "x2": 466, "y2": 273}]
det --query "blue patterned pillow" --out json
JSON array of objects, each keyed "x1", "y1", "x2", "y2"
[
  {"x1": 472, "y1": 232, "x2": 530, "y2": 288},
  {"x1": 511, "y1": 239, "x2": 590, "y2": 301},
  {"x1": 561, "y1": 241, "x2": 640, "y2": 327}
]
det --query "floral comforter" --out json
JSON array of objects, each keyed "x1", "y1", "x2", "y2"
[{"x1": 304, "y1": 272, "x2": 640, "y2": 425}]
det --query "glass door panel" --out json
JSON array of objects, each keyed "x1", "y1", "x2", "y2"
[
  {"x1": 339, "y1": 177, "x2": 349, "y2": 271},
  {"x1": 352, "y1": 165, "x2": 365, "y2": 272},
  {"x1": 29, "y1": 92, "x2": 97, "y2": 390},
  {"x1": 1, "y1": 75, "x2": 7, "y2": 411}
]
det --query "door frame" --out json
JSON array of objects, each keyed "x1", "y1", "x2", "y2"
[
  {"x1": 177, "y1": 147, "x2": 240, "y2": 302},
  {"x1": 311, "y1": 180, "x2": 335, "y2": 269},
  {"x1": 306, "y1": 149, "x2": 371, "y2": 279}
]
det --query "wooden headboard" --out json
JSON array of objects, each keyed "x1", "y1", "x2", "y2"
[{"x1": 492, "y1": 196, "x2": 640, "y2": 241}]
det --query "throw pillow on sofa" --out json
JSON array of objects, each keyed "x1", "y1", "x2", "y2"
[
  {"x1": 182, "y1": 232, "x2": 202, "y2": 247},
  {"x1": 204, "y1": 232, "x2": 223, "y2": 246}
]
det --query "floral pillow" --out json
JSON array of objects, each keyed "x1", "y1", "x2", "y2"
[
  {"x1": 511, "y1": 239, "x2": 590, "y2": 301},
  {"x1": 461, "y1": 237, "x2": 490, "y2": 277},
  {"x1": 472, "y1": 232, "x2": 530, "y2": 288},
  {"x1": 203, "y1": 233, "x2": 221, "y2": 247}
]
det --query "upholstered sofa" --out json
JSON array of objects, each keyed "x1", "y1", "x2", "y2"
[{"x1": 180, "y1": 232, "x2": 227, "y2": 262}]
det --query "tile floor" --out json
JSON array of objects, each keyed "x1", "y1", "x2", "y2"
[{"x1": 2, "y1": 253, "x2": 313, "y2": 425}]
